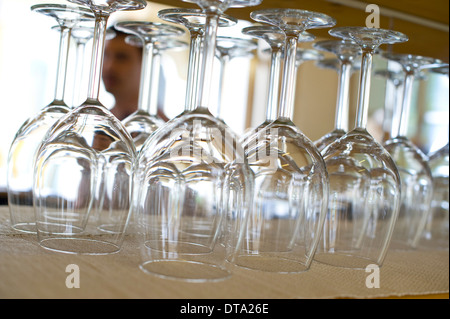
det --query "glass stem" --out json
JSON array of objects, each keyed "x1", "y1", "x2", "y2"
[
  {"x1": 216, "y1": 54, "x2": 229, "y2": 119},
  {"x1": 185, "y1": 30, "x2": 202, "y2": 112},
  {"x1": 266, "y1": 47, "x2": 282, "y2": 122},
  {"x1": 139, "y1": 41, "x2": 155, "y2": 114},
  {"x1": 278, "y1": 35, "x2": 298, "y2": 121},
  {"x1": 197, "y1": 11, "x2": 219, "y2": 110},
  {"x1": 292, "y1": 58, "x2": 302, "y2": 111},
  {"x1": 86, "y1": 12, "x2": 109, "y2": 104},
  {"x1": 391, "y1": 70, "x2": 415, "y2": 138},
  {"x1": 150, "y1": 51, "x2": 161, "y2": 117},
  {"x1": 355, "y1": 48, "x2": 374, "y2": 130},
  {"x1": 335, "y1": 60, "x2": 352, "y2": 131},
  {"x1": 71, "y1": 38, "x2": 88, "y2": 107},
  {"x1": 53, "y1": 25, "x2": 71, "y2": 105},
  {"x1": 382, "y1": 72, "x2": 403, "y2": 140}
]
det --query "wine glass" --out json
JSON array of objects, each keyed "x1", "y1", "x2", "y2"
[
  {"x1": 7, "y1": 3, "x2": 95, "y2": 234},
  {"x1": 232, "y1": 8, "x2": 335, "y2": 273},
  {"x1": 383, "y1": 53, "x2": 446, "y2": 250},
  {"x1": 313, "y1": 27, "x2": 408, "y2": 269},
  {"x1": 313, "y1": 39, "x2": 361, "y2": 151},
  {"x1": 32, "y1": 0, "x2": 147, "y2": 254},
  {"x1": 134, "y1": 0, "x2": 261, "y2": 282},
  {"x1": 158, "y1": 8, "x2": 238, "y2": 117},
  {"x1": 115, "y1": 21, "x2": 185, "y2": 152},
  {"x1": 214, "y1": 36, "x2": 257, "y2": 120}
]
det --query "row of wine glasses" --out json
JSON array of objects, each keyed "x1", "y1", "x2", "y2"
[{"x1": 6, "y1": 0, "x2": 448, "y2": 282}]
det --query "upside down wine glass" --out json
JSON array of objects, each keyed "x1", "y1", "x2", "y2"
[
  {"x1": 7, "y1": 3, "x2": 94, "y2": 234},
  {"x1": 313, "y1": 39, "x2": 361, "y2": 151},
  {"x1": 32, "y1": 0, "x2": 147, "y2": 254},
  {"x1": 234, "y1": 8, "x2": 335, "y2": 273},
  {"x1": 115, "y1": 21, "x2": 185, "y2": 152},
  {"x1": 383, "y1": 53, "x2": 446, "y2": 250},
  {"x1": 135, "y1": 0, "x2": 260, "y2": 282},
  {"x1": 314, "y1": 27, "x2": 408, "y2": 269}
]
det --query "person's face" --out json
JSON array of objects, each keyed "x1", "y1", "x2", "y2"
[{"x1": 102, "y1": 34, "x2": 142, "y2": 97}]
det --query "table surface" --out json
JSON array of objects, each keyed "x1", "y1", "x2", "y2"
[{"x1": 0, "y1": 206, "x2": 448, "y2": 299}]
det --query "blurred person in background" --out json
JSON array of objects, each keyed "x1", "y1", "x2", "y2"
[{"x1": 102, "y1": 27, "x2": 142, "y2": 121}]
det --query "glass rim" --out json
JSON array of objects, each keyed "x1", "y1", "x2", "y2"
[
  {"x1": 182, "y1": 0, "x2": 262, "y2": 8},
  {"x1": 242, "y1": 24, "x2": 284, "y2": 34},
  {"x1": 382, "y1": 52, "x2": 445, "y2": 69},
  {"x1": 313, "y1": 39, "x2": 361, "y2": 56},
  {"x1": 329, "y1": 26, "x2": 409, "y2": 45},
  {"x1": 158, "y1": 7, "x2": 238, "y2": 28},
  {"x1": 31, "y1": 3, "x2": 92, "y2": 13},
  {"x1": 241, "y1": 25, "x2": 285, "y2": 46},
  {"x1": 30, "y1": 3, "x2": 95, "y2": 20},
  {"x1": 250, "y1": 8, "x2": 337, "y2": 30},
  {"x1": 125, "y1": 34, "x2": 188, "y2": 51},
  {"x1": 115, "y1": 20, "x2": 186, "y2": 38},
  {"x1": 67, "y1": 0, "x2": 147, "y2": 12},
  {"x1": 429, "y1": 64, "x2": 449, "y2": 74}
]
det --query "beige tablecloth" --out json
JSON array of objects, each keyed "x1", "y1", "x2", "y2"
[{"x1": 0, "y1": 206, "x2": 448, "y2": 299}]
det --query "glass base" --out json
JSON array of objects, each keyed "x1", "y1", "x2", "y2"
[
  {"x1": 97, "y1": 223, "x2": 126, "y2": 234},
  {"x1": 39, "y1": 237, "x2": 121, "y2": 255},
  {"x1": 144, "y1": 239, "x2": 213, "y2": 255},
  {"x1": 314, "y1": 252, "x2": 380, "y2": 269},
  {"x1": 11, "y1": 222, "x2": 37, "y2": 234},
  {"x1": 140, "y1": 260, "x2": 231, "y2": 282}
]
